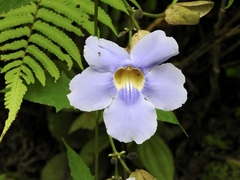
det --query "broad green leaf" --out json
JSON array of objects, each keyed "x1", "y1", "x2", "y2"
[
  {"x1": 135, "y1": 135, "x2": 174, "y2": 180},
  {"x1": 64, "y1": 140, "x2": 94, "y2": 180},
  {"x1": 156, "y1": 109, "x2": 188, "y2": 136},
  {"x1": 225, "y1": 0, "x2": 234, "y2": 9},
  {"x1": 156, "y1": 109, "x2": 179, "y2": 125},
  {"x1": 0, "y1": 0, "x2": 39, "y2": 14},
  {"x1": 80, "y1": 135, "x2": 109, "y2": 166},
  {"x1": 41, "y1": 153, "x2": 71, "y2": 180},
  {"x1": 47, "y1": 111, "x2": 76, "y2": 143},
  {"x1": 69, "y1": 111, "x2": 103, "y2": 133},
  {"x1": 226, "y1": 66, "x2": 240, "y2": 78},
  {"x1": 24, "y1": 72, "x2": 71, "y2": 112}
]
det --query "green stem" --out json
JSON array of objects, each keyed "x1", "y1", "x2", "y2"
[
  {"x1": 122, "y1": 0, "x2": 141, "y2": 30},
  {"x1": 143, "y1": 12, "x2": 165, "y2": 18},
  {"x1": 94, "y1": 112, "x2": 100, "y2": 180},
  {"x1": 109, "y1": 135, "x2": 117, "y2": 153},
  {"x1": 108, "y1": 136, "x2": 132, "y2": 174},
  {"x1": 94, "y1": 0, "x2": 99, "y2": 37},
  {"x1": 94, "y1": 0, "x2": 99, "y2": 177}
]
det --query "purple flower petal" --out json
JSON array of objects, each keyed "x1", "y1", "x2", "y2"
[
  {"x1": 84, "y1": 36, "x2": 130, "y2": 72},
  {"x1": 142, "y1": 63, "x2": 187, "y2": 111},
  {"x1": 104, "y1": 94, "x2": 157, "y2": 144},
  {"x1": 67, "y1": 67, "x2": 117, "y2": 111},
  {"x1": 130, "y1": 30, "x2": 179, "y2": 71}
]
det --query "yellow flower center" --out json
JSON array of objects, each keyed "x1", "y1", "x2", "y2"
[{"x1": 114, "y1": 66, "x2": 145, "y2": 91}]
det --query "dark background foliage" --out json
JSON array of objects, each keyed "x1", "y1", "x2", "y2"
[{"x1": 0, "y1": 0, "x2": 240, "y2": 179}]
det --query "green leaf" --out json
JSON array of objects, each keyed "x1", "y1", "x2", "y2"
[
  {"x1": 1, "y1": 60, "x2": 22, "y2": 73},
  {"x1": 226, "y1": 66, "x2": 240, "y2": 78},
  {"x1": 80, "y1": 135, "x2": 109, "y2": 166},
  {"x1": 0, "y1": 79, "x2": 27, "y2": 142},
  {"x1": 170, "y1": 0, "x2": 178, "y2": 6},
  {"x1": 135, "y1": 135, "x2": 174, "y2": 180},
  {"x1": 29, "y1": 34, "x2": 73, "y2": 70},
  {"x1": 63, "y1": 140, "x2": 94, "y2": 180},
  {"x1": 33, "y1": 21, "x2": 82, "y2": 69},
  {"x1": 69, "y1": 111, "x2": 103, "y2": 133},
  {"x1": 156, "y1": 109, "x2": 180, "y2": 125},
  {"x1": 156, "y1": 109, "x2": 188, "y2": 136},
  {"x1": 128, "y1": 0, "x2": 141, "y2": 9},
  {"x1": 225, "y1": 0, "x2": 234, "y2": 9},
  {"x1": 101, "y1": 0, "x2": 129, "y2": 14},
  {"x1": 24, "y1": 72, "x2": 71, "y2": 112},
  {"x1": 41, "y1": 153, "x2": 70, "y2": 180},
  {"x1": 23, "y1": 56, "x2": 46, "y2": 86},
  {"x1": 0, "y1": 0, "x2": 39, "y2": 14}
]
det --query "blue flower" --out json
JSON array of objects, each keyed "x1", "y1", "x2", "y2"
[{"x1": 67, "y1": 30, "x2": 187, "y2": 144}]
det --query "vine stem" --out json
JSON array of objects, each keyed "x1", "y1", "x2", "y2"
[
  {"x1": 143, "y1": 12, "x2": 165, "y2": 18},
  {"x1": 108, "y1": 136, "x2": 132, "y2": 174},
  {"x1": 94, "y1": 0, "x2": 99, "y2": 37},
  {"x1": 122, "y1": 0, "x2": 141, "y2": 30},
  {"x1": 94, "y1": 0, "x2": 99, "y2": 178}
]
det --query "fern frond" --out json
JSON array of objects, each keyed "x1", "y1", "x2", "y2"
[
  {"x1": 101, "y1": 0, "x2": 129, "y2": 14},
  {"x1": 0, "y1": 14, "x2": 33, "y2": 31},
  {"x1": 1, "y1": 51, "x2": 25, "y2": 61},
  {"x1": 0, "y1": 27, "x2": 30, "y2": 43},
  {"x1": 68, "y1": 0, "x2": 118, "y2": 36},
  {"x1": 0, "y1": 0, "x2": 120, "y2": 141},
  {"x1": 0, "y1": 77, "x2": 27, "y2": 142},
  {"x1": 5, "y1": 68, "x2": 19, "y2": 83},
  {"x1": 23, "y1": 56, "x2": 46, "y2": 86},
  {"x1": 40, "y1": 0, "x2": 95, "y2": 35},
  {"x1": 21, "y1": 66, "x2": 35, "y2": 84},
  {"x1": 0, "y1": 40, "x2": 27, "y2": 51},
  {"x1": 1, "y1": 60, "x2": 22, "y2": 73},
  {"x1": 37, "y1": 8, "x2": 83, "y2": 36},
  {"x1": 0, "y1": 3, "x2": 36, "y2": 17},
  {"x1": 30, "y1": 34, "x2": 73, "y2": 69},
  {"x1": 33, "y1": 20, "x2": 82, "y2": 68},
  {"x1": 27, "y1": 45, "x2": 60, "y2": 81}
]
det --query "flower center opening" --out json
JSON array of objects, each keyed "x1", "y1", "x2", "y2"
[{"x1": 114, "y1": 66, "x2": 144, "y2": 91}]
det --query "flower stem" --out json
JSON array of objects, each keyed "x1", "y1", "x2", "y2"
[
  {"x1": 94, "y1": 111, "x2": 99, "y2": 180},
  {"x1": 122, "y1": 0, "x2": 141, "y2": 30},
  {"x1": 108, "y1": 136, "x2": 132, "y2": 175},
  {"x1": 143, "y1": 12, "x2": 165, "y2": 18}
]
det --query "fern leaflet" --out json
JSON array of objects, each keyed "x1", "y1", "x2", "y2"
[
  {"x1": 0, "y1": 0, "x2": 120, "y2": 141},
  {"x1": 101, "y1": 0, "x2": 129, "y2": 14}
]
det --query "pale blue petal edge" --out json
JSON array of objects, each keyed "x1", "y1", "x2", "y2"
[
  {"x1": 67, "y1": 67, "x2": 117, "y2": 111},
  {"x1": 84, "y1": 36, "x2": 130, "y2": 72},
  {"x1": 104, "y1": 94, "x2": 157, "y2": 144},
  {"x1": 130, "y1": 30, "x2": 179, "y2": 71},
  {"x1": 142, "y1": 63, "x2": 187, "y2": 111}
]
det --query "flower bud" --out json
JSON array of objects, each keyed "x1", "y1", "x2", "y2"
[
  {"x1": 110, "y1": 156, "x2": 118, "y2": 164},
  {"x1": 129, "y1": 169, "x2": 157, "y2": 180},
  {"x1": 126, "y1": 152, "x2": 137, "y2": 160},
  {"x1": 127, "y1": 30, "x2": 150, "y2": 52},
  {"x1": 133, "y1": 9, "x2": 143, "y2": 20}
]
